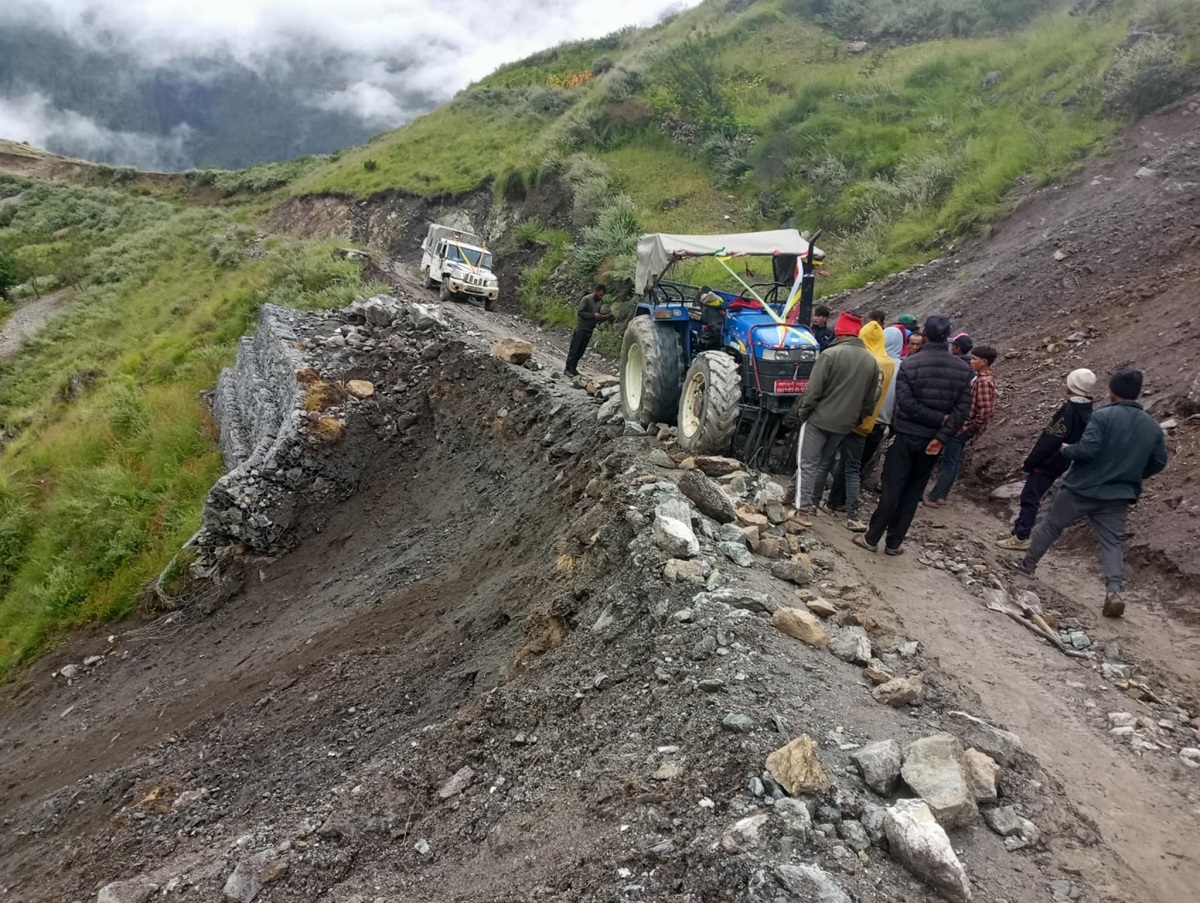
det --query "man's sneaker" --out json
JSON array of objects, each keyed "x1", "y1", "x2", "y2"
[
  {"x1": 782, "y1": 486, "x2": 796, "y2": 506},
  {"x1": 884, "y1": 544, "x2": 905, "y2": 556},
  {"x1": 1102, "y1": 592, "x2": 1126, "y2": 619},
  {"x1": 852, "y1": 534, "x2": 878, "y2": 553},
  {"x1": 564, "y1": 369, "x2": 579, "y2": 378},
  {"x1": 996, "y1": 536, "x2": 1030, "y2": 552},
  {"x1": 846, "y1": 518, "x2": 868, "y2": 533},
  {"x1": 1007, "y1": 558, "x2": 1036, "y2": 577},
  {"x1": 923, "y1": 494, "x2": 946, "y2": 508}
]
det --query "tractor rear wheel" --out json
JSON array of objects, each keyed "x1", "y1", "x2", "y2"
[
  {"x1": 677, "y1": 351, "x2": 741, "y2": 455},
  {"x1": 620, "y1": 317, "x2": 683, "y2": 427}
]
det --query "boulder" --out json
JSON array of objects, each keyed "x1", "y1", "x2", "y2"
[
  {"x1": 774, "y1": 864, "x2": 852, "y2": 903},
  {"x1": 772, "y1": 797, "x2": 813, "y2": 841},
  {"x1": 596, "y1": 396, "x2": 621, "y2": 422},
  {"x1": 663, "y1": 559, "x2": 706, "y2": 584},
  {"x1": 771, "y1": 557, "x2": 813, "y2": 586},
  {"x1": 679, "y1": 470, "x2": 737, "y2": 524},
  {"x1": 829, "y1": 626, "x2": 872, "y2": 664},
  {"x1": 766, "y1": 735, "x2": 833, "y2": 795},
  {"x1": 437, "y1": 765, "x2": 476, "y2": 799},
  {"x1": 489, "y1": 337, "x2": 534, "y2": 364},
  {"x1": 838, "y1": 819, "x2": 871, "y2": 852},
  {"x1": 223, "y1": 851, "x2": 289, "y2": 903},
  {"x1": 720, "y1": 812, "x2": 770, "y2": 853},
  {"x1": 97, "y1": 880, "x2": 157, "y2": 903},
  {"x1": 654, "y1": 515, "x2": 699, "y2": 558},
  {"x1": 901, "y1": 734, "x2": 978, "y2": 828},
  {"x1": 696, "y1": 586, "x2": 779, "y2": 614},
  {"x1": 981, "y1": 806, "x2": 1022, "y2": 837},
  {"x1": 807, "y1": 598, "x2": 838, "y2": 618},
  {"x1": 407, "y1": 301, "x2": 445, "y2": 328},
  {"x1": 864, "y1": 658, "x2": 894, "y2": 685},
  {"x1": 884, "y1": 799, "x2": 972, "y2": 903},
  {"x1": 943, "y1": 711, "x2": 1024, "y2": 765},
  {"x1": 719, "y1": 541, "x2": 755, "y2": 567},
  {"x1": 694, "y1": 455, "x2": 744, "y2": 477},
  {"x1": 345, "y1": 379, "x2": 375, "y2": 399},
  {"x1": 873, "y1": 674, "x2": 925, "y2": 707},
  {"x1": 963, "y1": 749, "x2": 999, "y2": 802},
  {"x1": 771, "y1": 607, "x2": 829, "y2": 648},
  {"x1": 737, "y1": 513, "x2": 769, "y2": 533},
  {"x1": 851, "y1": 739, "x2": 902, "y2": 796}
]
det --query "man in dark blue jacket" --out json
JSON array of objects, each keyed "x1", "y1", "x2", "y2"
[
  {"x1": 997, "y1": 368, "x2": 1095, "y2": 551},
  {"x1": 1012, "y1": 369, "x2": 1168, "y2": 618},
  {"x1": 854, "y1": 314, "x2": 973, "y2": 555}
]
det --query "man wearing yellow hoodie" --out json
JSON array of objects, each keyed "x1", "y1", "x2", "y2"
[{"x1": 813, "y1": 320, "x2": 895, "y2": 532}]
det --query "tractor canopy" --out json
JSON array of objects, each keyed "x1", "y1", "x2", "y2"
[{"x1": 634, "y1": 230, "x2": 824, "y2": 295}]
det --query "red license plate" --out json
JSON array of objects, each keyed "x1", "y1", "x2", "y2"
[{"x1": 773, "y1": 379, "x2": 808, "y2": 394}]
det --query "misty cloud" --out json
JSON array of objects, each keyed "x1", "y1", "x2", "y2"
[
  {"x1": 0, "y1": 0, "x2": 701, "y2": 167},
  {"x1": 0, "y1": 92, "x2": 193, "y2": 170}
]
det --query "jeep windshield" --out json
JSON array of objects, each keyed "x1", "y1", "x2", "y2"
[{"x1": 445, "y1": 245, "x2": 493, "y2": 270}]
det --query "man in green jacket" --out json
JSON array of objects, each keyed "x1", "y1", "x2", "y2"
[
  {"x1": 1012, "y1": 368, "x2": 1168, "y2": 618},
  {"x1": 793, "y1": 311, "x2": 880, "y2": 514}
]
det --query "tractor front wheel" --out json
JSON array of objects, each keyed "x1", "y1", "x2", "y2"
[
  {"x1": 677, "y1": 352, "x2": 741, "y2": 455},
  {"x1": 620, "y1": 317, "x2": 684, "y2": 427}
]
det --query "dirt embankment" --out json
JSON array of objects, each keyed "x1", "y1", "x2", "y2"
[
  {"x1": 2, "y1": 283, "x2": 1199, "y2": 903},
  {"x1": 837, "y1": 92, "x2": 1200, "y2": 588}
]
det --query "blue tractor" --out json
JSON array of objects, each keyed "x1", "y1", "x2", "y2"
[{"x1": 619, "y1": 229, "x2": 825, "y2": 466}]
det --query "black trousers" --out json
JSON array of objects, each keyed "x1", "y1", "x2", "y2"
[
  {"x1": 865, "y1": 432, "x2": 939, "y2": 550},
  {"x1": 566, "y1": 322, "x2": 595, "y2": 373},
  {"x1": 1013, "y1": 470, "x2": 1057, "y2": 540}
]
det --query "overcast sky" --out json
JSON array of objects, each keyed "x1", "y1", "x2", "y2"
[{"x1": 0, "y1": 0, "x2": 699, "y2": 166}]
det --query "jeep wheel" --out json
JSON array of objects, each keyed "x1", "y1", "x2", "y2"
[
  {"x1": 439, "y1": 278, "x2": 452, "y2": 302},
  {"x1": 620, "y1": 317, "x2": 683, "y2": 427},
  {"x1": 483, "y1": 297, "x2": 495, "y2": 312},
  {"x1": 677, "y1": 351, "x2": 741, "y2": 455},
  {"x1": 423, "y1": 268, "x2": 435, "y2": 289}
]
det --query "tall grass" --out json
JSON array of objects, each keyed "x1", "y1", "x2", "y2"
[{"x1": 0, "y1": 185, "x2": 384, "y2": 675}]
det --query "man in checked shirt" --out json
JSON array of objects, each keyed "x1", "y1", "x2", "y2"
[{"x1": 924, "y1": 343, "x2": 998, "y2": 506}]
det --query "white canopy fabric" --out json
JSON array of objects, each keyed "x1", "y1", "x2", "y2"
[{"x1": 635, "y1": 230, "x2": 821, "y2": 294}]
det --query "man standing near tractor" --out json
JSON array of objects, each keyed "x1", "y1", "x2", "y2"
[
  {"x1": 792, "y1": 311, "x2": 881, "y2": 516},
  {"x1": 565, "y1": 284, "x2": 608, "y2": 378}
]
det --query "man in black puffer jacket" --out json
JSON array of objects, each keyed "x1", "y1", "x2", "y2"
[{"x1": 855, "y1": 314, "x2": 973, "y2": 555}]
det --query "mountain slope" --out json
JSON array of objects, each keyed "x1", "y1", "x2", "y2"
[{"x1": 294, "y1": 0, "x2": 1198, "y2": 297}]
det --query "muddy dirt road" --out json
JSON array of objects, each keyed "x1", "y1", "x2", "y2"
[{"x1": 0, "y1": 286, "x2": 1197, "y2": 903}]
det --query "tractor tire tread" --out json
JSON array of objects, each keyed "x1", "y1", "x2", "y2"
[
  {"x1": 678, "y1": 352, "x2": 741, "y2": 455},
  {"x1": 620, "y1": 317, "x2": 684, "y2": 426}
]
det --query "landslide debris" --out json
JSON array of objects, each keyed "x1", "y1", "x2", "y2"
[{"x1": 1, "y1": 292, "x2": 1086, "y2": 902}]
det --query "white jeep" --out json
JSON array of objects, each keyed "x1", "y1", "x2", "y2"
[{"x1": 420, "y1": 223, "x2": 500, "y2": 309}]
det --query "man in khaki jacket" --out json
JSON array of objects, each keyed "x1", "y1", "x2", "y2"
[{"x1": 793, "y1": 311, "x2": 880, "y2": 515}]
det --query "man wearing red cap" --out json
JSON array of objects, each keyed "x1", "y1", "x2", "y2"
[{"x1": 793, "y1": 311, "x2": 881, "y2": 515}]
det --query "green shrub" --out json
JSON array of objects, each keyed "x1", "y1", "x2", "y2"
[
  {"x1": 1103, "y1": 36, "x2": 1189, "y2": 118},
  {"x1": 513, "y1": 218, "x2": 547, "y2": 248},
  {"x1": 572, "y1": 194, "x2": 641, "y2": 284}
]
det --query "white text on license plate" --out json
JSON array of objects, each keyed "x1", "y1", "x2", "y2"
[{"x1": 774, "y1": 379, "x2": 808, "y2": 394}]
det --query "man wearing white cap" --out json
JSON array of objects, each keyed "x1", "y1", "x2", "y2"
[{"x1": 997, "y1": 369, "x2": 1097, "y2": 551}]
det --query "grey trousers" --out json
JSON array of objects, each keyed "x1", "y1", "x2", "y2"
[
  {"x1": 1022, "y1": 488, "x2": 1131, "y2": 593},
  {"x1": 796, "y1": 422, "x2": 846, "y2": 509}
]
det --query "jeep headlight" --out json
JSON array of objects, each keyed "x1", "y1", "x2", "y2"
[{"x1": 799, "y1": 348, "x2": 818, "y2": 362}]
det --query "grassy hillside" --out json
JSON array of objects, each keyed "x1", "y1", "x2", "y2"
[
  {"x1": 0, "y1": 0, "x2": 1197, "y2": 674},
  {"x1": 299, "y1": 0, "x2": 1197, "y2": 299},
  {"x1": 0, "y1": 175, "x2": 384, "y2": 673}
]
